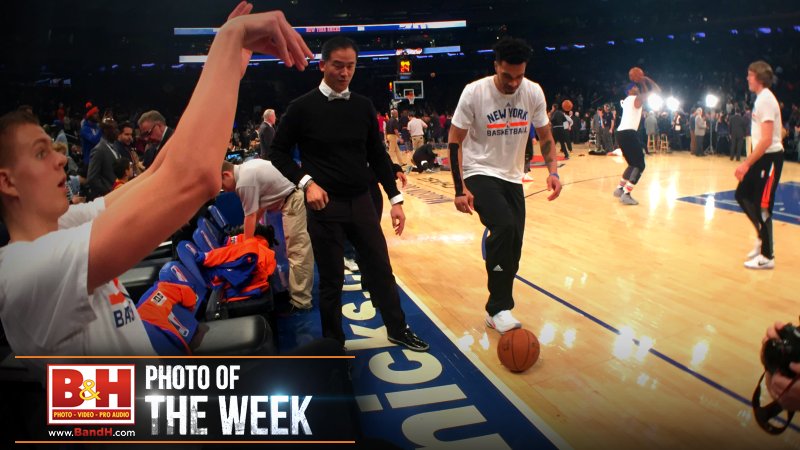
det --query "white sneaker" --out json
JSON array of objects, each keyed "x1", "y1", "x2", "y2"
[
  {"x1": 620, "y1": 193, "x2": 639, "y2": 205},
  {"x1": 746, "y1": 239, "x2": 762, "y2": 259},
  {"x1": 744, "y1": 254, "x2": 774, "y2": 270},
  {"x1": 485, "y1": 310, "x2": 522, "y2": 333},
  {"x1": 343, "y1": 257, "x2": 360, "y2": 272},
  {"x1": 522, "y1": 173, "x2": 535, "y2": 182},
  {"x1": 613, "y1": 187, "x2": 623, "y2": 198}
]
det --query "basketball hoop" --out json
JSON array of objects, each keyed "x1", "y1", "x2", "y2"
[{"x1": 404, "y1": 89, "x2": 416, "y2": 105}]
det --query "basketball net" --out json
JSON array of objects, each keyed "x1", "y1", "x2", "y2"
[{"x1": 406, "y1": 93, "x2": 415, "y2": 105}]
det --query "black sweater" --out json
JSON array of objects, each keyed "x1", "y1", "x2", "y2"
[{"x1": 269, "y1": 88, "x2": 400, "y2": 200}]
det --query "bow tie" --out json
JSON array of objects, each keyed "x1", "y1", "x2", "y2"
[{"x1": 328, "y1": 91, "x2": 350, "y2": 101}]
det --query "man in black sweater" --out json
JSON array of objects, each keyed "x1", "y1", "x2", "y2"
[
  {"x1": 269, "y1": 36, "x2": 429, "y2": 352},
  {"x1": 729, "y1": 107, "x2": 748, "y2": 161}
]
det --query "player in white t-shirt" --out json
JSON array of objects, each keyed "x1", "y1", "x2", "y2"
[
  {"x1": 221, "y1": 158, "x2": 314, "y2": 309},
  {"x1": 734, "y1": 61, "x2": 784, "y2": 269},
  {"x1": 0, "y1": 4, "x2": 312, "y2": 373},
  {"x1": 612, "y1": 75, "x2": 660, "y2": 205},
  {"x1": 448, "y1": 37, "x2": 562, "y2": 333}
]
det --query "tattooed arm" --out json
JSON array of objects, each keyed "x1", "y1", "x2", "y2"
[{"x1": 534, "y1": 123, "x2": 562, "y2": 201}]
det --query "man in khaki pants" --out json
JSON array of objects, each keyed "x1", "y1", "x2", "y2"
[
  {"x1": 221, "y1": 159, "x2": 314, "y2": 311},
  {"x1": 408, "y1": 111, "x2": 428, "y2": 151},
  {"x1": 385, "y1": 109, "x2": 405, "y2": 165}
]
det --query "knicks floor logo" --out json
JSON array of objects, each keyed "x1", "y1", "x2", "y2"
[{"x1": 47, "y1": 364, "x2": 135, "y2": 425}]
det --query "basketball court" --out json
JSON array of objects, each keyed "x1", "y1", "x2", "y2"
[{"x1": 280, "y1": 145, "x2": 800, "y2": 448}]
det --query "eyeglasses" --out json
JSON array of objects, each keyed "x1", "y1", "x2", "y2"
[{"x1": 140, "y1": 123, "x2": 159, "y2": 139}]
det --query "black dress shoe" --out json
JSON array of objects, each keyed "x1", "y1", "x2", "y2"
[{"x1": 388, "y1": 326, "x2": 430, "y2": 352}]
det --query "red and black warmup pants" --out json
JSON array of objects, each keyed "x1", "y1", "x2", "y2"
[{"x1": 735, "y1": 151, "x2": 784, "y2": 259}]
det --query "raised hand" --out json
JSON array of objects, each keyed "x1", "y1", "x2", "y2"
[
  {"x1": 224, "y1": 9, "x2": 314, "y2": 70},
  {"x1": 226, "y1": 1, "x2": 255, "y2": 77}
]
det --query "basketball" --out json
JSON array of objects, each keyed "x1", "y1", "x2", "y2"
[
  {"x1": 629, "y1": 66, "x2": 645, "y2": 83},
  {"x1": 561, "y1": 99, "x2": 573, "y2": 112},
  {"x1": 497, "y1": 328, "x2": 540, "y2": 373}
]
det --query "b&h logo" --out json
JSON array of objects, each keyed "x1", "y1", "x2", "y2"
[{"x1": 47, "y1": 364, "x2": 135, "y2": 425}]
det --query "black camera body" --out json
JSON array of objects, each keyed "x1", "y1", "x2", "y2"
[{"x1": 762, "y1": 324, "x2": 800, "y2": 377}]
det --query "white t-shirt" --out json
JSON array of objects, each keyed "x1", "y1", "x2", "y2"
[
  {"x1": 452, "y1": 76, "x2": 549, "y2": 183},
  {"x1": 752, "y1": 88, "x2": 784, "y2": 154},
  {"x1": 407, "y1": 117, "x2": 427, "y2": 137},
  {"x1": 617, "y1": 96, "x2": 643, "y2": 132},
  {"x1": 0, "y1": 199, "x2": 155, "y2": 376},
  {"x1": 234, "y1": 159, "x2": 296, "y2": 215}
]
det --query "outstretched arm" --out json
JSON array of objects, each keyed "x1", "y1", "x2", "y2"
[{"x1": 87, "y1": 6, "x2": 312, "y2": 292}]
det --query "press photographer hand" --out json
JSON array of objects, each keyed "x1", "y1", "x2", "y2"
[{"x1": 764, "y1": 322, "x2": 800, "y2": 411}]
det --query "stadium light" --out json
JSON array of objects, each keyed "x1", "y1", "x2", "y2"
[
  {"x1": 666, "y1": 96, "x2": 680, "y2": 112},
  {"x1": 705, "y1": 94, "x2": 719, "y2": 109},
  {"x1": 648, "y1": 93, "x2": 664, "y2": 111}
]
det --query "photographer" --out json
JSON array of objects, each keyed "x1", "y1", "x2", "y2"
[{"x1": 764, "y1": 322, "x2": 800, "y2": 411}]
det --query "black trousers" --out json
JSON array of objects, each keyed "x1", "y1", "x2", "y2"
[
  {"x1": 412, "y1": 153, "x2": 436, "y2": 172},
  {"x1": 599, "y1": 128, "x2": 613, "y2": 152},
  {"x1": 465, "y1": 175, "x2": 525, "y2": 316},
  {"x1": 306, "y1": 191, "x2": 405, "y2": 344},
  {"x1": 617, "y1": 129, "x2": 646, "y2": 184},
  {"x1": 553, "y1": 127, "x2": 571, "y2": 157},
  {"x1": 735, "y1": 151, "x2": 784, "y2": 259},
  {"x1": 731, "y1": 136, "x2": 745, "y2": 161}
]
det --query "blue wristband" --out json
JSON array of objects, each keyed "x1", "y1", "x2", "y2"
[{"x1": 549, "y1": 172, "x2": 559, "y2": 179}]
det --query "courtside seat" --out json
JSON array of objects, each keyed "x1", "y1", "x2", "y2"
[
  {"x1": 159, "y1": 261, "x2": 209, "y2": 318},
  {"x1": 198, "y1": 217, "x2": 224, "y2": 247},
  {"x1": 176, "y1": 240, "x2": 273, "y2": 320},
  {"x1": 119, "y1": 256, "x2": 171, "y2": 303},
  {"x1": 142, "y1": 241, "x2": 173, "y2": 261},
  {"x1": 208, "y1": 205, "x2": 233, "y2": 234},
  {"x1": 193, "y1": 227, "x2": 218, "y2": 253},
  {"x1": 194, "y1": 314, "x2": 274, "y2": 355}
]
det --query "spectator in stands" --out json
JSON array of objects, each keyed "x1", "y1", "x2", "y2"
[
  {"x1": 115, "y1": 122, "x2": 144, "y2": 178},
  {"x1": 600, "y1": 104, "x2": 614, "y2": 152},
  {"x1": 258, "y1": 108, "x2": 276, "y2": 159},
  {"x1": 645, "y1": 111, "x2": 658, "y2": 150},
  {"x1": 550, "y1": 105, "x2": 571, "y2": 159},
  {"x1": 438, "y1": 111, "x2": 448, "y2": 143},
  {"x1": 111, "y1": 159, "x2": 132, "y2": 191},
  {"x1": 54, "y1": 141, "x2": 79, "y2": 176},
  {"x1": 138, "y1": 110, "x2": 173, "y2": 169},
  {"x1": 385, "y1": 109, "x2": 405, "y2": 165},
  {"x1": 744, "y1": 106, "x2": 753, "y2": 154},
  {"x1": 716, "y1": 113, "x2": 730, "y2": 155},
  {"x1": 377, "y1": 110, "x2": 387, "y2": 146},
  {"x1": 694, "y1": 107, "x2": 707, "y2": 156},
  {"x1": 399, "y1": 109, "x2": 411, "y2": 151},
  {"x1": 729, "y1": 107, "x2": 747, "y2": 161},
  {"x1": 591, "y1": 106, "x2": 603, "y2": 150},
  {"x1": 0, "y1": 6, "x2": 313, "y2": 371},
  {"x1": 80, "y1": 103, "x2": 101, "y2": 167},
  {"x1": 657, "y1": 111, "x2": 671, "y2": 146},
  {"x1": 87, "y1": 120, "x2": 122, "y2": 199}
]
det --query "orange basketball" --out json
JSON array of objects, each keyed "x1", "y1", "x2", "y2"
[
  {"x1": 497, "y1": 328, "x2": 540, "y2": 373},
  {"x1": 561, "y1": 100, "x2": 573, "y2": 112},
  {"x1": 629, "y1": 67, "x2": 645, "y2": 83}
]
